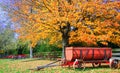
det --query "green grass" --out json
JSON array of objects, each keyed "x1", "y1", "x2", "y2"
[{"x1": 0, "y1": 59, "x2": 120, "y2": 73}]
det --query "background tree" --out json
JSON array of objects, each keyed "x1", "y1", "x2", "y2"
[
  {"x1": 9, "y1": 0, "x2": 120, "y2": 58},
  {"x1": 15, "y1": 39, "x2": 29, "y2": 54},
  {"x1": 0, "y1": 5, "x2": 17, "y2": 56},
  {"x1": 0, "y1": 24, "x2": 16, "y2": 55}
]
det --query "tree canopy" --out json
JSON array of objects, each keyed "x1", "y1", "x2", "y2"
[{"x1": 10, "y1": 0, "x2": 120, "y2": 48}]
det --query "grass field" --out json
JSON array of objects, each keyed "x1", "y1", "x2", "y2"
[{"x1": 0, "y1": 58, "x2": 120, "y2": 73}]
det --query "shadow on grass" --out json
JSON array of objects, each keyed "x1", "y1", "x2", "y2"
[
  {"x1": 73, "y1": 65, "x2": 110, "y2": 71},
  {"x1": 28, "y1": 65, "x2": 110, "y2": 73},
  {"x1": 30, "y1": 65, "x2": 110, "y2": 72}
]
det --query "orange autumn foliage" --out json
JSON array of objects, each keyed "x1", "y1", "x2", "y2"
[{"x1": 10, "y1": 0, "x2": 120, "y2": 47}]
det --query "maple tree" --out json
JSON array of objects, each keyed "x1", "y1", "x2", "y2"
[{"x1": 9, "y1": 0, "x2": 120, "y2": 57}]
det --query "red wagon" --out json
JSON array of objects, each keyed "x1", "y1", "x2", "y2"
[
  {"x1": 61, "y1": 47, "x2": 112, "y2": 69},
  {"x1": 33, "y1": 47, "x2": 120, "y2": 70}
]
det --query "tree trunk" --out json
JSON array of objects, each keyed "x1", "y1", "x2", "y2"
[
  {"x1": 61, "y1": 22, "x2": 70, "y2": 59},
  {"x1": 30, "y1": 46, "x2": 33, "y2": 58},
  {"x1": 62, "y1": 35, "x2": 69, "y2": 59},
  {"x1": 62, "y1": 39, "x2": 66, "y2": 59}
]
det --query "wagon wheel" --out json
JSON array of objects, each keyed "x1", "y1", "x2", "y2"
[
  {"x1": 77, "y1": 61, "x2": 85, "y2": 70},
  {"x1": 109, "y1": 59, "x2": 119, "y2": 69},
  {"x1": 73, "y1": 59, "x2": 85, "y2": 70},
  {"x1": 92, "y1": 63, "x2": 101, "y2": 67}
]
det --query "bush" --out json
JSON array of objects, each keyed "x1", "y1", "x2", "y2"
[
  {"x1": 33, "y1": 43, "x2": 62, "y2": 53},
  {"x1": 5, "y1": 49, "x2": 17, "y2": 55},
  {"x1": 33, "y1": 43, "x2": 62, "y2": 59}
]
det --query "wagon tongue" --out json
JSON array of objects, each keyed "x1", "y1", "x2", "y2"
[
  {"x1": 37, "y1": 64, "x2": 59, "y2": 70},
  {"x1": 29, "y1": 60, "x2": 61, "y2": 70}
]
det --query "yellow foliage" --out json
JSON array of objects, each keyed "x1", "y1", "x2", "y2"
[
  {"x1": 116, "y1": 13, "x2": 120, "y2": 21},
  {"x1": 10, "y1": 0, "x2": 120, "y2": 47}
]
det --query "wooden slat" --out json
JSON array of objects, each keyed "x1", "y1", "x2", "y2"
[
  {"x1": 111, "y1": 57, "x2": 120, "y2": 60},
  {"x1": 112, "y1": 48, "x2": 120, "y2": 59},
  {"x1": 112, "y1": 49, "x2": 120, "y2": 51},
  {"x1": 112, "y1": 53, "x2": 120, "y2": 55}
]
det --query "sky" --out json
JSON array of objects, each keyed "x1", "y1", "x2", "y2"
[
  {"x1": 0, "y1": 2, "x2": 7, "y2": 29},
  {"x1": 0, "y1": 0, "x2": 11, "y2": 5},
  {"x1": 0, "y1": 0, "x2": 13, "y2": 28},
  {"x1": 0, "y1": 0, "x2": 17, "y2": 38}
]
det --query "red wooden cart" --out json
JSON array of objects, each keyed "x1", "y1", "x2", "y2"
[
  {"x1": 61, "y1": 47, "x2": 112, "y2": 69},
  {"x1": 32, "y1": 47, "x2": 120, "y2": 70}
]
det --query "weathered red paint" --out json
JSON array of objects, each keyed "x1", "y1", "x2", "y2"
[{"x1": 65, "y1": 47, "x2": 112, "y2": 61}]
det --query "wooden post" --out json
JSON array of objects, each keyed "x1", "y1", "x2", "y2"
[{"x1": 30, "y1": 46, "x2": 33, "y2": 58}]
